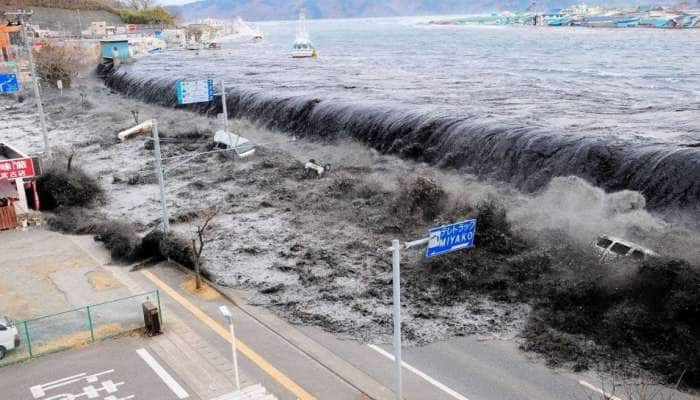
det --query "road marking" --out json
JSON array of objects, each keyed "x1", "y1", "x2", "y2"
[
  {"x1": 578, "y1": 380, "x2": 623, "y2": 400},
  {"x1": 30, "y1": 370, "x2": 133, "y2": 400},
  {"x1": 368, "y1": 344, "x2": 471, "y2": 400},
  {"x1": 141, "y1": 270, "x2": 316, "y2": 400},
  {"x1": 136, "y1": 348, "x2": 190, "y2": 399}
]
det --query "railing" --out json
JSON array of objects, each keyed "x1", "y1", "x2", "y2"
[{"x1": 0, "y1": 290, "x2": 160, "y2": 366}]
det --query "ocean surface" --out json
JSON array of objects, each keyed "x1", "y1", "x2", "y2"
[
  {"x1": 142, "y1": 17, "x2": 700, "y2": 143},
  {"x1": 107, "y1": 17, "x2": 700, "y2": 215}
]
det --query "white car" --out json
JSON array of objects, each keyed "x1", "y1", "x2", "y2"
[
  {"x1": 593, "y1": 235, "x2": 658, "y2": 262},
  {"x1": 0, "y1": 316, "x2": 20, "y2": 359}
]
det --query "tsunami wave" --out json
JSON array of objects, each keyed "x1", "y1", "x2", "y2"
[{"x1": 101, "y1": 66, "x2": 700, "y2": 219}]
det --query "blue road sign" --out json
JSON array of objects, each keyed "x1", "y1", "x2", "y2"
[
  {"x1": 0, "y1": 73, "x2": 19, "y2": 94},
  {"x1": 426, "y1": 219, "x2": 477, "y2": 257},
  {"x1": 176, "y1": 79, "x2": 214, "y2": 104}
]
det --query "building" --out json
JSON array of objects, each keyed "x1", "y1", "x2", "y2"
[
  {"x1": 0, "y1": 23, "x2": 21, "y2": 62},
  {"x1": 90, "y1": 21, "x2": 107, "y2": 37},
  {"x1": 160, "y1": 29, "x2": 187, "y2": 47},
  {"x1": 0, "y1": 143, "x2": 40, "y2": 229},
  {"x1": 100, "y1": 39, "x2": 129, "y2": 63}
]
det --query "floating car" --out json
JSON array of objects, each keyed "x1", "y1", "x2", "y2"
[{"x1": 593, "y1": 235, "x2": 658, "y2": 262}]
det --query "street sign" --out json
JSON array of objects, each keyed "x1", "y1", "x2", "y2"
[
  {"x1": 176, "y1": 79, "x2": 214, "y2": 105},
  {"x1": 426, "y1": 219, "x2": 477, "y2": 257},
  {"x1": 0, "y1": 73, "x2": 19, "y2": 94},
  {"x1": 0, "y1": 157, "x2": 35, "y2": 180}
]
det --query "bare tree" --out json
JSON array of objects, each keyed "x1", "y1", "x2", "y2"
[
  {"x1": 126, "y1": 0, "x2": 155, "y2": 10},
  {"x1": 576, "y1": 361, "x2": 683, "y2": 400},
  {"x1": 66, "y1": 146, "x2": 77, "y2": 172},
  {"x1": 191, "y1": 207, "x2": 219, "y2": 290}
]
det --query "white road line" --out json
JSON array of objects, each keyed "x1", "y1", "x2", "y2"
[
  {"x1": 578, "y1": 380, "x2": 623, "y2": 400},
  {"x1": 368, "y1": 344, "x2": 471, "y2": 400},
  {"x1": 136, "y1": 348, "x2": 190, "y2": 399}
]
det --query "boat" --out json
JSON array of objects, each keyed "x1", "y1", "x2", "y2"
[
  {"x1": 252, "y1": 27, "x2": 265, "y2": 42},
  {"x1": 290, "y1": 11, "x2": 317, "y2": 58},
  {"x1": 186, "y1": 42, "x2": 203, "y2": 51}
]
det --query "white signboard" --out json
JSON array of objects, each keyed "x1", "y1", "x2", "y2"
[{"x1": 176, "y1": 79, "x2": 214, "y2": 105}]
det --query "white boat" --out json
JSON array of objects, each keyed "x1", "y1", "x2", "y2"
[
  {"x1": 290, "y1": 11, "x2": 317, "y2": 58},
  {"x1": 186, "y1": 42, "x2": 203, "y2": 51},
  {"x1": 252, "y1": 26, "x2": 265, "y2": 42}
]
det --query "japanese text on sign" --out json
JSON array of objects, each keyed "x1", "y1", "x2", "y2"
[
  {"x1": 0, "y1": 73, "x2": 19, "y2": 93},
  {"x1": 426, "y1": 219, "x2": 477, "y2": 257},
  {"x1": 0, "y1": 157, "x2": 35, "y2": 180},
  {"x1": 176, "y1": 79, "x2": 214, "y2": 104}
]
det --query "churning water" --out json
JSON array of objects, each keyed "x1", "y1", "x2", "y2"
[{"x1": 103, "y1": 17, "x2": 700, "y2": 217}]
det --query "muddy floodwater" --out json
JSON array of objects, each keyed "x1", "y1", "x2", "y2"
[
  {"x1": 2, "y1": 16, "x2": 699, "y2": 388},
  {"x1": 108, "y1": 17, "x2": 700, "y2": 217}
]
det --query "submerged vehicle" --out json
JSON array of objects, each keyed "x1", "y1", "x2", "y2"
[
  {"x1": 213, "y1": 130, "x2": 256, "y2": 158},
  {"x1": 0, "y1": 316, "x2": 19, "y2": 359},
  {"x1": 291, "y1": 11, "x2": 317, "y2": 58},
  {"x1": 593, "y1": 235, "x2": 658, "y2": 262}
]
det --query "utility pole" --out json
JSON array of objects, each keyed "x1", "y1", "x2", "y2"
[
  {"x1": 5, "y1": 9, "x2": 51, "y2": 158},
  {"x1": 76, "y1": 9, "x2": 83, "y2": 38},
  {"x1": 151, "y1": 119, "x2": 170, "y2": 233}
]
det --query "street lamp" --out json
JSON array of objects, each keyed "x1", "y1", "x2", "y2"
[{"x1": 219, "y1": 305, "x2": 241, "y2": 390}]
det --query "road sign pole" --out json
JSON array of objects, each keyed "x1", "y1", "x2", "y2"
[
  {"x1": 386, "y1": 224, "x2": 469, "y2": 400},
  {"x1": 152, "y1": 119, "x2": 170, "y2": 233},
  {"x1": 220, "y1": 80, "x2": 236, "y2": 156},
  {"x1": 221, "y1": 81, "x2": 229, "y2": 133},
  {"x1": 390, "y1": 239, "x2": 402, "y2": 400}
]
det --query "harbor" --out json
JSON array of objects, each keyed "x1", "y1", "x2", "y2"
[{"x1": 429, "y1": 3, "x2": 700, "y2": 28}]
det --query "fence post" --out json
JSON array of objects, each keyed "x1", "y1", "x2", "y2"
[
  {"x1": 86, "y1": 306, "x2": 95, "y2": 342},
  {"x1": 23, "y1": 320, "x2": 32, "y2": 358},
  {"x1": 156, "y1": 290, "x2": 162, "y2": 325}
]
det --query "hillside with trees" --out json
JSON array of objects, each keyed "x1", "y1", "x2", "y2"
[
  {"x1": 0, "y1": 0, "x2": 175, "y2": 28},
  {"x1": 168, "y1": 0, "x2": 682, "y2": 21}
]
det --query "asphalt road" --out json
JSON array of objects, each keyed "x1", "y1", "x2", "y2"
[
  {"x1": 0, "y1": 336, "x2": 199, "y2": 400},
  {"x1": 298, "y1": 325, "x2": 700, "y2": 400}
]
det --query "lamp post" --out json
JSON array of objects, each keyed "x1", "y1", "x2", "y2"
[{"x1": 219, "y1": 305, "x2": 241, "y2": 390}]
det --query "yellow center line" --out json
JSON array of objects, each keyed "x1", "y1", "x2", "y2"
[{"x1": 141, "y1": 269, "x2": 316, "y2": 400}]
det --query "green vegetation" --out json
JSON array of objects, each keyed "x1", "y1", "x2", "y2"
[
  {"x1": 0, "y1": 0, "x2": 120, "y2": 13},
  {"x1": 118, "y1": 6, "x2": 174, "y2": 25},
  {"x1": 0, "y1": 0, "x2": 175, "y2": 26}
]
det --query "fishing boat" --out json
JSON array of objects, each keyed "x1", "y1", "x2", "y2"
[
  {"x1": 252, "y1": 27, "x2": 265, "y2": 42},
  {"x1": 290, "y1": 11, "x2": 317, "y2": 58}
]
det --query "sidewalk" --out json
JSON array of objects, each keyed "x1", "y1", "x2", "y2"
[{"x1": 70, "y1": 234, "x2": 276, "y2": 400}]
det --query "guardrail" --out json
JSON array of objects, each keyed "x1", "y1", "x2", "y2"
[{"x1": 0, "y1": 290, "x2": 160, "y2": 366}]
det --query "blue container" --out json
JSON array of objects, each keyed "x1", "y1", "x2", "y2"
[{"x1": 100, "y1": 39, "x2": 129, "y2": 60}]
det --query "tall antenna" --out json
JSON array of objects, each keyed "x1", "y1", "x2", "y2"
[{"x1": 296, "y1": 8, "x2": 308, "y2": 41}]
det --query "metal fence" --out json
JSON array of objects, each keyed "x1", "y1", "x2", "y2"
[{"x1": 0, "y1": 290, "x2": 160, "y2": 366}]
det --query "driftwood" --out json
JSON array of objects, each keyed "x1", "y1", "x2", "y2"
[{"x1": 118, "y1": 120, "x2": 154, "y2": 141}]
